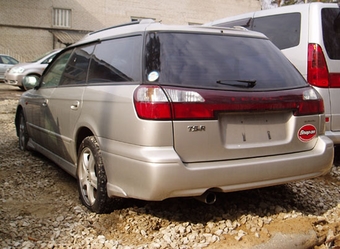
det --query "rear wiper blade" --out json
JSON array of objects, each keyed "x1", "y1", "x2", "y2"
[{"x1": 216, "y1": 79, "x2": 256, "y2": 88}]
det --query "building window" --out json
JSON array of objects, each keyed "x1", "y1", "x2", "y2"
[{"x1": 53, "y1": 8, "x2": 71, "y2": 27}]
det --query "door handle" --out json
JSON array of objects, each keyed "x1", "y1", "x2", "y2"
[
  {"x1": 71, "y1": 101, "x2": 80, "y2": 110},
  {"x1": 42, "y1": 100, "x2": 48, "y2": 107}
]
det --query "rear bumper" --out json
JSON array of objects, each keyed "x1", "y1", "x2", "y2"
[
  {"x1": 101, "y1": 136, "x2": 334, "y2": 201},
  {"x1": 325, "y1": 130, "x2": 340, "y2": 145}
]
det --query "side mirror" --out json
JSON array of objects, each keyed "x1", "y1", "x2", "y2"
[{"x1": 22, "y1": 75, "x2": 40, "y2": 91}]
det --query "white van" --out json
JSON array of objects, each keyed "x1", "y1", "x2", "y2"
[{"x1": 206, "y1": 3, "x2": 340, "y2": 150}]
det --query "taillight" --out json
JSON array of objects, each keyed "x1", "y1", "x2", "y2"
[
  {"x1": 134, "y1": 86, "x2": 209, "y2": 120},
  {"x1": 307, "y1": 43, "x2": 340, "y2": 88},
  {"x1": 297, "y1": 88, "x2": 324, "y2": 116},
  {"x1": 134, "y1": 86, "x2": 172, "y2": 119},
  {"x1": 307, "y1": 43, "x2": 329, "y2": 88},
  {"x1": 134, "y1": 85, "x2": 324, "y2": 120}
]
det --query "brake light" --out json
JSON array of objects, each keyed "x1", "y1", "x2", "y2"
[
  {"x1": 307, "y1": 43, "x2": 329, "y2": 88},
  {"x1": 134, "y1": 85, "x2": 324, "y2": 120}
]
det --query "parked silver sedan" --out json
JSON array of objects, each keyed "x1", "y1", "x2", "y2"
[
  {"x1": 15, "y1": 20, "x2": 334, "y2": 214},
  {"x1": 0, "y1": 54, "x2": 18, "y2": 82}
]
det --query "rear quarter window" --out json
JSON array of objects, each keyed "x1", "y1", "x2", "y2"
[
  {"x1": 322, "y1": 8, "x2": 340, "y2": 59},
  {"x1": 88, "y1": 35, "x2": 142, "y2": 83}
]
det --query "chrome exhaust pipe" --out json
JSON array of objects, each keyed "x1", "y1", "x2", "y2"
[{"x1": 194, "y1": 191, "x2": 217, "y2": 204}]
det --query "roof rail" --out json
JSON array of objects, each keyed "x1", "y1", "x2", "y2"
[{"x1": 88, "y1": 19, "x2": 156, "y2": 36}]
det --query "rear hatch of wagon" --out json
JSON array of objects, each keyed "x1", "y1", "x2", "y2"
[{"x1": 135, "y1": 30, "x2": 324, "y2": 163}]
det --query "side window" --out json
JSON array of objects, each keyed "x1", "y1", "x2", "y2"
[
  {"x1": 59, "y1": 45, "x2": 94, "y2": 85},
  {"x1": 322, "y1": 8, "x2": 340, "y2": 59},
  {"x1": 88, "y1": 35, "x2": 142, "y2": 83},
  {"x1": 252, "y1": 13, "x2": 301, "y2": 50},
  {"x1": 2, "y1": 56, "x2": 18, "y2": 64},
  {"x1": 41, "y1": 50, "x2": 72, "y2": 88}
]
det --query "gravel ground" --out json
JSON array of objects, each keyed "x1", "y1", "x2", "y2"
[{"x1": 0, "y1": 84, "x2": 339, "y2": 249}]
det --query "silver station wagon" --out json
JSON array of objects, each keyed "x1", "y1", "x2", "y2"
[{"x1": 15, "y1": 20, "x2": 334, "y2": 213}]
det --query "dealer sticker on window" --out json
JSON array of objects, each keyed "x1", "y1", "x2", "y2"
[{"x1": 297, "y1": 124, "x2": 317, "y2": 142}]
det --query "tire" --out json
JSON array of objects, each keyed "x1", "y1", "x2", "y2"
[
  {"x1": 18, "y1": 112, "x2": 29, "y2": 151},
  {"x1": 77, "y1": 136, "x2": 112, "y2": 214}
]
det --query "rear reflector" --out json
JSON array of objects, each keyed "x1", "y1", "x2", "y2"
[{"x1": 134, "y1": 85, "x2": 324, "y2": 120}]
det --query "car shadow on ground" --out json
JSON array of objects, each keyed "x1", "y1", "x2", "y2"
[
  {"x1": 137, "y1": 182, "x2": 333, "y2": 225},
  {"x1": 22, "y1": 145, "x2": 338, "y2": 228}
]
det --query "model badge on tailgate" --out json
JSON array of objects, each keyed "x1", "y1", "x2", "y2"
[
  {"x1": 188, "y1": 125, "x2": 206, "y2": 132},
  {"x1": 297, "y1": 124, "x2": 317, "y2": 142}
]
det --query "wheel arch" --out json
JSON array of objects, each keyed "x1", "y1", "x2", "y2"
[{"x1": 75, "y1": 127, "x2": 94, "y2": 155}]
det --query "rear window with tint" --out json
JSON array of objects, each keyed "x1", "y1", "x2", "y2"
[
  {"x1": 145, "y1": 32, "x2": 307, "y2": 91},
  {"x1": 322, "y1": 8, "x2": 340, "y2": 60}
]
